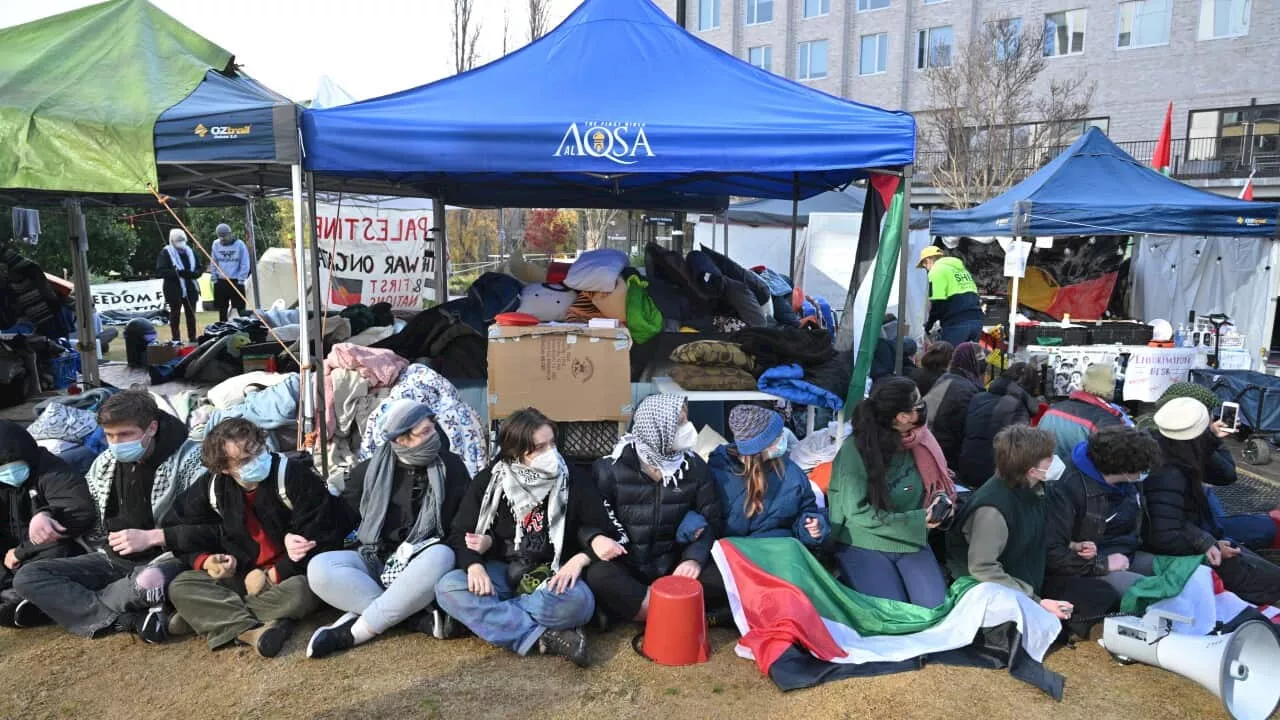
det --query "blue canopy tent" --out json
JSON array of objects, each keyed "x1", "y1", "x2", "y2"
[{"x1": 931, "y1": 128, "x2": 1280, "y2": 353}]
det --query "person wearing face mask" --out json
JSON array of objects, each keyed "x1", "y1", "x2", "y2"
[
  {"x1": 946, "y1": 425, "x2": 1115, "y2": 638},
  {"x1": 209, "y1": 223, "x2": 250, "y2": 322},
  {"x1": 708, "y1": 405, "x2": 828, "y2": 547},
  {"x1": 0, "y1": 421, "x2": 96, "y2": 628},
  {"x1": 435, "y1": 408, "x2": 617, "y2": 666},
  {"x1": 828, "y1": 377, "x2": 955, "y2": 607},
  {"x1": 163, "y1": 418, "x2": 352, "y2": 657},
  {"x1": 1045, "y1": 427, "x2": 1161, "y2": 599},
  {"x1": 582, "y1": 393, "x2": 726, "y2": 625},
  {"x1": 305, "y1": 400, "x2": 472, "y2": 659},
  {"x1": 155, "y1": 228, "x2": 204, "y2": 344},
  {"x1": 1144, "y1": 398, "x2": 1280, "y2": 605}
]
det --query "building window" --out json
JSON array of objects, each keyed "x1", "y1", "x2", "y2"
[
  {"x1": 1187, "y1": 110, "x2": 1221, "y2": 161},
  {"x1": 748, "y1": 45, "x2": 773, "y2": 72},
  {"x1": 1199, "y1": 0, "x2": 1251, "y2": 40},
  {"x1": 1117, "y1": 0, "x2": 1171, "y2": 48},
  {"x1": 1043, "y1": 9, "x2": 1086, "y2": 56},
  {"x1": 804, "y1": 0, "x2": 831, "y2": 18},
  {"x1": 698, "y1": 0, "x2": 719, "y2": 30},
  {"x1": 987, "y1": 17, "x2": 1023, "y2": 60},
  {"x1": 859, "y1": 33, "x2": 889, "y2": 75},
  {"x1": 797, "y1": 39, "x2": 829, "y2": 80},
  {"x1": 858, "y1": 0, "x2": 890, "y2": 12},
  {"x1": 746, "y1": 0, "x2": 773, "y2": 25},
  {"x1": 924, "y1": 0, "x2": 947, "y2": 4},
  {"x1": 916, "y1": 26, "x2": 953, "y2": 69}
]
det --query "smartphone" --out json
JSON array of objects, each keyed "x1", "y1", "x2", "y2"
[
  {"x1": 927, "y1": 494, "x2": 954, "y2": 524},
  {"x1": 1219, "y1": 402, "x2": 1240, "y2": 433}
]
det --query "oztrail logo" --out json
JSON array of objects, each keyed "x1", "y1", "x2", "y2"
[
  {"x1": 193, "y1": 123, "x2": 252, "y2": 140},
  {"x1": 554, "y1": 121, "x2": 654, "y2": 166},
  {"x1": 193, "y1": 123, "x2": 208, "y2": 138}
]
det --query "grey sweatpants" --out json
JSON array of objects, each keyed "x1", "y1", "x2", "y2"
[
  {"x1": 1098, "y1": 551, "x2": 1158, "y2": 596},
  {"x1": 307, "y1": 545, "x2": 455, "y2": 634}
]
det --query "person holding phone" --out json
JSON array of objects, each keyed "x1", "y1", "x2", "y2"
[{"x1": 828, "y1": 377, "x2": 956, "y2": 608}]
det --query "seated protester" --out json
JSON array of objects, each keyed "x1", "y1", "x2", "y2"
[
  {"x1": 436, "y1": 408, "x2": 614, "y2": 667},
  {"x1": 1038, "y1": 364, "x2": 1131, "y2": 460},
  {"x1": 956, "y1": 363, "x2": 1040, "y2": 488},
  {"x1": 709, "y1": 405, "x2": 828, "y2": 546},
  {"x1": 1046, "y1": 428, "x2": 1162, "y2": 597},
  {"x1": 1145, "y1": 399, "x2": 1280, "y2": 605},
  {"x1": 13, "y1": 390, "x2": 203, "y2": 642},
  {"x1": 164, "y1": 418, "x2": 352, "y2": 657},
  {"x1": 907, "y1": 341, "x2": 953, "y2": 397},
  {"x1": 923, "y1": 341, "x2": 985, "y2": 468},
  {"x1": 870, "y1": 314, "x2": 918, "y2": 382},
  {"x1": 306, "y1": 400, "x2": 471, "y2": 659},
  {"x1": 0, "y1": 420, "x2": 96, "y2": 628},
  {"x1": 828, "y1": 377, "x2": 955, "y2": 608},
  {"x1": 583, "y1": 394, "x2": 726, "y2": 624},
  {"x1": 946, "y1": 425, "x2": 1118, "y2": 638}
]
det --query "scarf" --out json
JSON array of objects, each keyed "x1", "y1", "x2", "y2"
[
  {"x1": 356, "y1": 440, "x2": 445, "y2": 557},
  {"x1": 900, "y1": 426, "x2": 957, "y2": 502},
  {"x1": 476, "y1": 459, "x2": 569, "y2": 570},
  {"x1": 165, "y1": 244, "x2": 196, "y2": 298},
  {"x1": 949, "y1": 342, "x2": 985, "y2": 384},
  {"x1": 611, "y1": 392, "x2": 690, "y2": 487}
]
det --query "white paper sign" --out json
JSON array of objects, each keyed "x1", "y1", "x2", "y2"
[
  {"x1": 91, "y1": 280, "x2": 166, "y2": 312},
  {"x1": 1122, "y1": 347, "x2": 1206, "y2": 402},
  {"x1": 1004, "y1": 240, "x2": 1031, "y2": 278},
  {"x1": 313, "y1": 200, "x2": 436, "y2": 310}
]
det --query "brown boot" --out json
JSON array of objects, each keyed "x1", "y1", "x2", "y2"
[{"x1": 237, "y1": 619, "x2": 294, "y2": 658}]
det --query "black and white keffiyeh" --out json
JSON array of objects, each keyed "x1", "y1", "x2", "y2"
[
  {"x1": 475, "y1": 457, "x2": 570, "y2": 570},
  {"x1": 611, "y1": 393, "x2": 690, "y2": 487}
]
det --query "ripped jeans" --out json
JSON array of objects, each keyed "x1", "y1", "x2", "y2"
[{"x1": 13, "y1": 552, "x2": 184, "y2": 637}]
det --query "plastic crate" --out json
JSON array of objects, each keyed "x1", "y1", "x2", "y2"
[
  {"x1": 556, "y1": 420, "x2": 623, "y2": 460},
  {"x1": 1030, "y1": 325, "x2": 1089, "y2": 346},
  {"x1": 49, "y1": 351, "x2": 80, "y2": 389},
  {"x1": 1088, "y1": 322, "x2": 1154, "y2": 345}
]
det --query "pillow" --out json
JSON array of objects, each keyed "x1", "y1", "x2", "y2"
[
  {"x1": 563, "y1": 248, "x2": 628, "y2": 292},
  {"x1": 588, "y1": 277, "x2": 628, "y2": 321},
  {"x1": 564, "y1": 292, "x2": 604, "y2": 322},
  {"x1": 518, "y1": 282, "x2": 575, "y2": 322},
  {"x1": 669, "y1": 364, "x2": 758, "y2": 391},
  {"x1": 670, "y1": 340, "x2": 754, "y2": 371}
]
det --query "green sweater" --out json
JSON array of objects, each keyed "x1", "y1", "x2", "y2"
[{"x1": 828, "y1": 440, "x2": 928, "y2": 553}]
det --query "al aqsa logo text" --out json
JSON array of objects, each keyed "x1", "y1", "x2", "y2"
[{"x1": 554, "y1": 121, "x2": 654, "y2": 166}]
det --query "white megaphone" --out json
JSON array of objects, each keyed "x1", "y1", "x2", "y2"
[{"x1": 1100, "y1": 609, "x2": 1280, "y2": 720}]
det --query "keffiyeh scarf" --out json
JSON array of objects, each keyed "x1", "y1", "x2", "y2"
[
  {"x1": 611, "y1": 393, "x2": 690, "y2": 487},
  {"x1": 475, "y1": 458, "x2": 570, "y2": 570}
]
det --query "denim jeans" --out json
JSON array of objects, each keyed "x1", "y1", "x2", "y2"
[
  {"x1": 834, "y1": 545, "x2": 948, "y2": 609},
  {"x1": 940, "y1": 321, "x2": 983, "y2": 347},
  {"x1": 434, "y1": 560, "x2": 595, "y2": 656},
  {"x1": 13, "y1": 552, "x2": 183, "y2": 637}
]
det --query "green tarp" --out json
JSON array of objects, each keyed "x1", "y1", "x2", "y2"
[{"x1": 0, "y1": 0, "x2": 232, "y2": 195}]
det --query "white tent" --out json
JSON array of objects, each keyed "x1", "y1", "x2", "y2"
[{"x1": 245, "y1": 246, "x2": 306, "y2": 308}]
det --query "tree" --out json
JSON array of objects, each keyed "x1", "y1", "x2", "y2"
[
  {"x1": 525, "y1": 209, "x2": 578, "y2": 255},
  {"x1": 451, "y1": 0, "x2": 481, "y2": 74},
  {"x1": 4, "y1": 206, "x2": 145, "y2": 280},
  {"x1": 447, "y1": 208, "x2": 498, "y2": 265},
  {"x1": 581, "y1": 208, "x2": 621, "y2": 251},
  {"x1": 528, "y1": 0, "x2": 550, "y2": 42},
  {"x1": 920, "y1": 21, "x2": 1095, "y2": 208}
]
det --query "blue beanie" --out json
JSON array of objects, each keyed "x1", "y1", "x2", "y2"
[
  {"x1": 379, "y1": 399, "x2": 434, "y2": 439},
  {"x1": 729, "y1": 405, "x2": 784, "y2": 456}
]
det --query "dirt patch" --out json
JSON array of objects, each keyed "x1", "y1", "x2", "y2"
[{"x1": 0, "y1": 616, "x2": 1231, "y2": 720}]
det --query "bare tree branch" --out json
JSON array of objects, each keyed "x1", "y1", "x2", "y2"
[
  {"x1": 452, "y1": 0, "x2": 482, "y2": 74},
  {"x1": 920, "y1": 21, "x2": 1096, "y2": 208},
  {"x1": 528, "y1": 0, "x2": 550, "y2": 42},
  {"x1": 581, "y1": 209, "x2": 621, "y2": 251}
]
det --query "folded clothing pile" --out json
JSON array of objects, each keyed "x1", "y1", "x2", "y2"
[{"x1": 666, "y1": 339, "x2": 758, "y2": 391}]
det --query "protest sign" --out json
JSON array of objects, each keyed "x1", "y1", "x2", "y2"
[
  {"x1": 91, "y1": 280, "x2": 166, "y2": 312},
  {"x1": 313, "y1": 199, "x2": 436, "y2": 310},
  {"x1": 1123, "y1": 347, "x2": 1207, "y2": 402}
]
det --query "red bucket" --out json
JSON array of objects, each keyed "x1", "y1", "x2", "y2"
[{"x1": 636, "y1": 575, "x2": 709, "y2": 666}]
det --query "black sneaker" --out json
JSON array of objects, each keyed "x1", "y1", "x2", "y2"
[
  {"x1": 306, "y1": 616, "x2": 357, "y2": 659},
  {"x1": 92, "y1": 611, "x2": 140, "y2": 639},
  {"x1": 538, "y1": 627, "x2": 589, "y2": 667},
  {"x1": 138, "y1": 606, "x2": 168, "y2": 644},
  {"x1": 591, "y1": 607, "x2": 612, "y2": 633},
  {"x1": 0, "y1": 599, "x2": 20, "y2": 628},
  {"x1": 12, "y1": 600, "x2": 50, "y2": 628},
  {"x1": 431, "y1": 608, "x2": 468, "y2": 640},
  {"x1": 255, "y1": 619, "x2": 294, "y2": 658}
]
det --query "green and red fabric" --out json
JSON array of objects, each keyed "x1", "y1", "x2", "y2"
[
  {"x1": 712, "y1": 537, "x2": 1064, "y2": 696},
  {"x1": 846, "y1": 176, "x2": 905, "y2": 407},
  {"x1": 1152, "y1": 102, "x2": 1173, "y2": 176}
]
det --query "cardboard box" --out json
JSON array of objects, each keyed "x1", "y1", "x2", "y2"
[
  {"x1": 487, "y1": 324, "x2": 633, "y2": 422},
  {"x1": 146, "y1": 343, "x2": 179, "y2": 366}
]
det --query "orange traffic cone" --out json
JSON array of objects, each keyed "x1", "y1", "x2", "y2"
[{"x1": 637, "y1": 576, "x2": 710, "y2": 666}]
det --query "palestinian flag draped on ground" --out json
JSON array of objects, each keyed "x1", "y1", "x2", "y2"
[
  {"x1": 1120, "y1": 555, "x2": 1280, "y2": 633},
  {"x1": 845, "y1": 177, "x2": 905, "y2": 408},
  {"x1": 713, "y1": 538, "x2": 1064, "y2": 697}
]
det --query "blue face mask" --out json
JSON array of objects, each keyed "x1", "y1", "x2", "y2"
[
  {"x1": 766, "y1": 434, "x2": 789, "y2": 460},
  {"x1": 0, "y1": 461, "x2": 30, "y2": 488},
  {"x1": 110, "y1": 438, "x2": 148, "y2": 463},
  {"x1": 237, "y1": 451, "x2": 273, "y2": 485}
]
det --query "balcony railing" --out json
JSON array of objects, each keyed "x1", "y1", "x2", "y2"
[{"x1": 914, "y1": 135, "x2": 1280, "y2": 186}]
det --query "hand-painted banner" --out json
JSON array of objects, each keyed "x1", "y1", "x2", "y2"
[
  {"x1": 1123, "y1": 346, "x2": 1208, "y2": 402},
  {"x1": 314, "y1": 200, "x2": 436, "y2": 310},
  {"x1": 91, "y1": 279, "x2": 166, "y2": 312}
]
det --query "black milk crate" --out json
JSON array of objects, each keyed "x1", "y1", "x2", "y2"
[
  {"x1": 1088, "y1": 322, "x2": 1153, "y2": 346},
  {"x1": 556, "y1": 420, "x2": 624, "y2": 460}
]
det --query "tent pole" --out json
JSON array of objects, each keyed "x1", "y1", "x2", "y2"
[
  {"x1": 722, "y1": 211, "x2": 730, "y2": 260},
  {"x1": 789, "y1": 173, "x2": 800, "y2": 282},
  {"x1": 290, "y1": 165, "x2": 313, "y2": 444},
  {"x1": 432, "y1": 198, "x2": 448, "y2": 304},
  {"x1": 306, "y1": 172, "x2": 329, "y2": 477},
  {"x1": 66, "y1": 198, "x2": 99, "y2": 387},
  {"x1": 894, "y1": 167, "x2": 913, "y2": 375},
  {"x1": 244, "y1": 199, "x2": 262, "y2": 310}
]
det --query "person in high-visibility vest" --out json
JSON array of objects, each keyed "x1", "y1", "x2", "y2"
[{"x1": 918, "y1": 246, "x2": 983, "y2": 346}]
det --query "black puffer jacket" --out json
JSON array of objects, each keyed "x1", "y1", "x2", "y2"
[
  {"x1": 1142, "y1": 437, "x2": 1236, "y2": 557},
  {"x1": 957, "y1": 377, "x2": 1037, "y2": 487},
  {"x1": 924, "y1": 372, "x2": 983, "y2": 468},
  {"x1": 1046, "y1": 459, "x2": 1143, "y2": 577},
  {"x1": 0, "y1": 420, "x2": 95, "y2": 566},
  {"x1": 589, "y1": 444, "x2": 723, "y2": 579}
]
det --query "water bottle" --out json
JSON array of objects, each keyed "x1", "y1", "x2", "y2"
[{"x1": 1174, "y1": 323, "x2": 1185, "y2": 347}]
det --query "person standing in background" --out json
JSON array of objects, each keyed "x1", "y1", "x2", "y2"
[
  {"x1": 155, "y1": 229, "x2": 202, "y2": 344},
  {"x1": 918, "y1": 246, "x2": 983, "y2": 346},
  {"x1": 209, "y1": 223, "x2": 251, "y2": 322}
]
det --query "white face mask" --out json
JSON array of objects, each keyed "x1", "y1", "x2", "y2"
[
  {"x1": 672, "y1": 422, "x2": 698, "y2": 452},
  {"x1": 1042, "y1": 455, "x2": 1066, "y2": 483},
  {"x1": 525, "y1": 448, "x2": 562, "y2": 477}
]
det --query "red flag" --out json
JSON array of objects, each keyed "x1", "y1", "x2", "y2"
[
  {"x1": 1152, "y1": 102, "x2": 1173, "y2": 175},
  {"x1": 1240, "y1": 170, "x2": 1256, "y2": 201}
]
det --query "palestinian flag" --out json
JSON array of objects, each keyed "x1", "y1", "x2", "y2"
[
  {"x1": 844, "y1": 177, "x2": 905, "y2": 407},
  {"x1": 1121, "y1": 555, "x2": 1280, "y2": 633},
  {"x1": 713, "y1": 538, "x2": 1064, "y2": 697}
]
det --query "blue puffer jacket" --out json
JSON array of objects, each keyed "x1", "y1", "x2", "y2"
[{"x1": 708, "y1": 446, "x2": 829, "y2": 546}]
